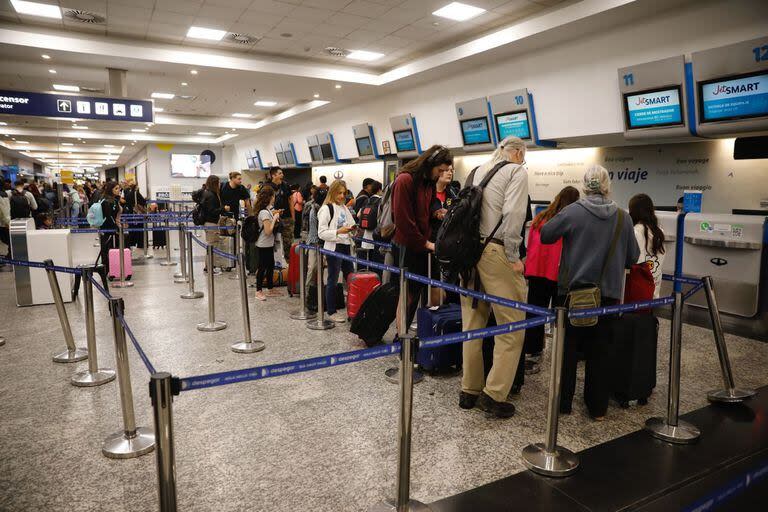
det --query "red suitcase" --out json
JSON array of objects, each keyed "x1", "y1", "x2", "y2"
[
  {"x1": 287, "y1": 242, "x2": 302, "y2": 297},
  {"x1": 108, "y1": 248, "x2": 132, "y2": 281},
  {"x1": 347, "y1": 271, "x2": 381, "y2": 320}
]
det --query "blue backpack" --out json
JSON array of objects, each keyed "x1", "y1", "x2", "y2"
[{"x1": 86, "y1": 199, "x2": 106, "y2": 227}]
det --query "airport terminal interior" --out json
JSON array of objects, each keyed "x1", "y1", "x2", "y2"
[{"x1": 0, "y1": 0, "x2": 767, "y2": 511}]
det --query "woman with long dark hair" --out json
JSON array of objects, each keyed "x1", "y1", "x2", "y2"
[
  {"x1": 629, "y1": 193, "x2": 666, "y2": 298},
  {"x1": 98, "y1": 180, "x2": 122, "y2": 275},
  {"x1": 200, "y1": 174, "x2": 231, "y2": 273},
  {"x1": 252, "y1": 186, "x2": 281, "y2": 301}
]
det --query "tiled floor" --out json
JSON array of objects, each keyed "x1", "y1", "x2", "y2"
[{"x1": 1, "y1": 247, "x2": 767, "y2": 511}]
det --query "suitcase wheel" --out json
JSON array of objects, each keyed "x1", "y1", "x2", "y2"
[
  {"x1": 126, "y1": 275, "x2": 132, "y2": 281},
  {"x1": 619, "y1": 401, "x2": 630, "y2": 409},
  {"x1": 638, "y1": 398, "x2": 649, "y2": 406},
  {"x1": 108, "y1": 276, "x2": 114, "y2": 282}
]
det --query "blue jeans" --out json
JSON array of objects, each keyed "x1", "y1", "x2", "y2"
[{"x1": 325, "y1": 244, "x2": 353, "y2": 315}]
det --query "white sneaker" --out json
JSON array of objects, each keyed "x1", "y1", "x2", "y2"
[{"x1": 329, "y1": 312, "x2": 347, "y2": 324}]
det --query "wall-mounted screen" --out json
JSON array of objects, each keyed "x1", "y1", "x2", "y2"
[
  {"x1": 320, "y1": 143, "x2": 334, "y2": 160},
  {"x1": 494, "y1": 111, "x2": 531, "y2": 140},
  {"x1": 284, "y1": 150, "x2": 295, "y2": 166},
  {"x1": 624, "y1": 86, "x2": 683, "y2": 129},
  {"x1": 460, "y1": 117, "x2": 492, "y2": 145},
  {"x1": 171, "y1": 154, "x2": 209, "y2": 178},
  {"x1": 393, "y1": 129, "x2": 416, "y2": 152},
  {"x1": 276, "y1": 152, "x2": 287, "y2": 166},
  {"x1": 309, "y1": 145, "x2": 323, "y2": 162},
  {"x1": 246, "y1": 157, "x2": 255, "y2": 170},
  {"x1": 355, "y1": 136, "x2": 373, "y2": 157},
  {"x1": 699, "y1": 71, "x2": 768, "y2": 122}
]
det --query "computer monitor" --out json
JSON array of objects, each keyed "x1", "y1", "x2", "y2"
[
  {"x1": 355, "y1": 136, "x2": 373, "y2": 157},
  {"x1": 320, "y1": 143, "x2": 334, "y2": 160},
  {"x1": 284, "y1": 150, "x2": 295, "y2": 166},
  {"x1": 494, "y1": 111, "x2": 531, "y2": 140},
  {"x1": 393, "y1": 129, "x2": 416, "y2": 152},
  {"x1": 623, "y1": 86, "x2": 683, "y2": 129},
  {"x1": 698, "y1": 71, "x2": 768, "y2": 123},
  {"x1": 309, "y1": 145, "x2": 323, "y2": 162},
  {"x1": 460, "y1": 116, "x2": 492, "y2": 145},
  {"x1": 276, "y1": 152, "x2": 287, "y2": 166}
]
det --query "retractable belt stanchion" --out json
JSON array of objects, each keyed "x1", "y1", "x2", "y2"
[
  {"x1": 150, "y1": 373, "x2": 178, "y2": 512},
  {"x1": 159, "y1": 215, "x2": 176, "y2": 267},
  {"x1": 372, "y1": 268, "x2": 430, "y2": 512},
  {"x1": 173, "y1": 224, "x2": 188, "y2": 283},
  {"x1": 702, "y1": 276, "x2": 755, "y2": 403},
  {"x1": 522, "y1": 307, "x2": 578, "y2": 476},
  {"x1": 307, "y1": 244, "x2": 335, "y2": 330},
  {"x1": 645, "y1": 290, "x2": 701, "y2": 444},
  {"x1": 112, "y1": 223, "x2": 133, "y2": 288},
  {"x1": 290, "y1": 245, "x2": 316, "y2": 321},
  {"x1": 0, "y1": 335, "x2": 5, "y2": 347},
  {"x1": 197, "y1": 244, "x2": 227, "y2": 332},
  {"x1": 231, "y1": 251, "x2": 266, "y2": 354},
  {"x1": 385, "y1": 259, "x2": 423, "y2": 385},
  {"x1": 71, "y1": 266, "x2": 116, "y2": 387},
  {"x1": 143, "y1": 213, "x2": 153, "y2": 259},
  {"x1": 180, "y1": 230, "x2": 203, "y2": 300},
  {"x1": 229, "y1": 220, "x2": 241, "y2": 281},
  {"x1": 102, "y1": 297, "x2": 155, "y2": 458},
  {"x1": 45, "y1": 259, "x2": 88, "y2": 363}
]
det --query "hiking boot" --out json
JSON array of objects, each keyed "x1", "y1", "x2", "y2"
[
  {"x1": 477, "y1": 392, "x2": 516, "y2": 418},
  {"x1": 459, "y1": 392, "x2": 478, "y2": 410}
]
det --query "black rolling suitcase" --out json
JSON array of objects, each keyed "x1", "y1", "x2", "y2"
[
  {"x1": 350, "y1": 282, "x2": 398, "y2": 346},
  {"x1": 611, "y1": 313, "x2": 659, "y2": 407}
]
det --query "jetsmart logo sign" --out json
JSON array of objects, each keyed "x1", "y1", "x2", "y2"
[
  {"x1": 635, "y1": 95, "x2": 672, "y2": 106},
  {"x1": 711, "y1": 81, "x2": 760, "y2": 96}
]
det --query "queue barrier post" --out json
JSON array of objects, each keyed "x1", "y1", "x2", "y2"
[
  {"x1": 645, "y1": 291, "x2": 701, "y2": 444},
  {"x1": 44, "y1": 258, "x2": 88, "y2": 363},
  {"x1": 231, "y1": 251, "x2": 266, "y2": 354},
  {"x1": 111, "y1": 223, "x2": 134, "y2": 288},
  {"x1": 180, "y1": 230, "x2": 203, "y2": 300},
  {"x1": 290, "y1": 244, "x2": 316, "y2": 321},
  {"x1": 102, "y1": 297, "x2": 156, "y2": 459},
  {"x1": 143, "y1": 214, "x2": 153, "y2": 259},
  {"x1": 150, "y1": 372, "x2": 179, "y2": 512},
  {"x1": 522, "y1": 307, "x2": 579, "y2": 477},
  {"x1": 306, "y1": 244, "x2": 335, "y2": 330},
  {"x1": 229, "y1": 220, "x2": 241, "y2": 281},
  {"x1": 197, "y1": 244, "x2": 227, "y2": 332},
  {"x1": 159, "y1": 217, "x2": 177, "y2": 267},
  {"x1": 71, "y1": 266, "x2": 116, "y2": 387},
  {"x1": 173, "y1": 223, "x2": 187, "y2": 281},
  {"x1": 385, "y1": 266, "x2": 424, "y2": 385},
  {"x1": 702, "y1": 276, "x2": 755, "y2": 403}
]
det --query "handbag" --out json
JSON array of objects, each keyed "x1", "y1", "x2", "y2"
[
  {"x1": 624, "y1": 261, "x2": 655, "y2": 310},
  {"x1": 567, "y1": 209, "x2": 624, "y2": 327}
]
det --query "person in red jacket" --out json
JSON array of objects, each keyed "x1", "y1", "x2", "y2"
[{"x1": 392, "y1": 145, "x2": 453, "y2": 328}]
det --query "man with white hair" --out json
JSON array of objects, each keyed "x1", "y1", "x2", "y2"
[
  {"x1": 540, "y1": 165, "x2": 639, "y2": 420},
  {"x1": 459, "y1": 136, "x2": 529, "y2": 418}
]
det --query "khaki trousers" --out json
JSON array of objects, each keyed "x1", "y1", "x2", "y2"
[{"x1": 461, "y1": 243, "x2": 528, "y2": 403}]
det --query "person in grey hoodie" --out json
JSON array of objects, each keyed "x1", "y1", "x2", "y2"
[{"x1": 540, "y1": 165, "x2": 639, "y2": 420}]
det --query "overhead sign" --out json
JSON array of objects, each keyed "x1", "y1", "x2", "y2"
[
  {"x1": 0, "y1": 90, "x2": 154, "y2": 122},
  {"x1": 625, "y1": 87, "x2": 683, "y2": 128},
  {"x1": 700, "y1": 72, "x2": 768, "y2": 122}
]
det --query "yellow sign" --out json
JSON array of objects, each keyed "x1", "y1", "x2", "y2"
[
  {"x1": 60, "y1": 170, "x2": 75, "y2": 185},
  {"x1": 155, "y1": 143, "x2": 175, "y2": 152}
]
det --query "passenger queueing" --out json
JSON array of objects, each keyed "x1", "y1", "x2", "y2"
[
  {"x1": 357, "y1": 180, "x2": 384, "y2": 274},
  {"x1": 629, "y1": 193, "x2": 666, "y2": 298},
  {"x1": 253, "y1": 187, "x2": 282, "y2": 301},
  {"x1": 305, "y1": 187, "x2": 327, "y2": 293},
  {"x1": 199, "y1": 174, "x2": 231, "y2": 274},
  {"x1": 97, "y1": 180, "x2": 122, "y2": 276},
  {"x1": 429, "y1": 164, "x2": 458, "y2": 306},
  {"x1": 318, "y1": 180, "x2": 357, "y2": 323},
  {"x1": 458, "y1": 136, "x2": 530, "y2": 419},
  {"x1": 263, "y1": 168, "x2": 294, "y2": 261},
  {"x1": 540, "y1": 165, "x2": 640, "y2": 420}
]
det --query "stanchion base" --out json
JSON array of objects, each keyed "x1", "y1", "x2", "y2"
[
  {"x1": 197, "y1": 321, "x2": 227, "y2": 332},
  {"x1": 521, "y1": 443, "x2": 579, "y2": 477},
  {"x1": 173, "y1": 271, "x2": 183, "y2": 278},
  {"x1": 102, "y1": 427, "x2": 155, "y2": 459},
  {"x1": 173, "y1": 276, "x2": 189, "y2": 284},
  {"x1": 229, "y1": 273, "x2": 240, "y2": 281},
  {"x1": 707, "y1": 387, "x2": 756, "y2": 403},
  {"x1": 144, "y1": 254, "x2": 154, "y2": 260},
  {"x1": 0, "y1": 338, "x2": 5, "y2": 346},
  {"x1": 370, "y1": 499, "x2": 432, "y2": 511},
  {"x1": 307, "y1": 319, "x2": 335, "y2": 330},
  {"x1": 231, "y1": 340, "x2": 266, "y2": 354},
  {"x1": 180, "y1": 291, "x2": 204, "y2": 299},
  {"x1": 71, "y1": 369, "x2": 116, "y2": 387},
  {"x1": 645, "y1": 417, "x2": 701, "y2": 444},
  {"x1": 111, "y1": 281, "x2": 134, "y2": 288},
  {"x1": 52, "y1": 347, "x2": 88, "y2": 363},
  {"x1": 159, "y1": 261, "x2": 178, "y2": 267},
  {"x1": 290, "y1": 310, "x2": 317, "y2": 320},
  {"x1": 384, "y1": 367, "x2": 424, "y2": 384}
]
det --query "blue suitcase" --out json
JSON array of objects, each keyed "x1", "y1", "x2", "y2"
[{"x1": 416, "y1": 304, "x2": 463, "y2": 373}]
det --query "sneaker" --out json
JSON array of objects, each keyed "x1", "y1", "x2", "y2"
[
  {"x1": 459, "y1": 392, "x2": 478, "y2": 410},
  {"x1": 477, "y1": 392, "x2": 516, "y2": 418},
  {"x1": 524, "y1": 360, "x2": 540, "y2": 375},
  {"x1": 329, "y1": 312, "x2": 347, "y2": 324},
  {"x1": 266, "y1": 289, "x2": 282, "y2": 297},
  {"x1": 255, "y1": 291, "x2": 266, "y2": 301}
]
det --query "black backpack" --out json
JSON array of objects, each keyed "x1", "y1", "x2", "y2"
[
  {"x1": 10, "y1": 190, "x2": 31, "y2": 219},
  {"x1": 358, "y1": 195, "x2": 381, "y2": 231},
  {"x1": 191, "y1": 188, "x2": 206, "y2": 226},
  {"x1": 241, "y1": 214, "x2": 261, "y2": 243},
  {"x1": 434, "y1": 161, "x2": 510, "y2": 282}
]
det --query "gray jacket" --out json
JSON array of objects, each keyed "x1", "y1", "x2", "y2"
[{"x1": 540, "y1": 194, "x2": 640, "y2": 300}]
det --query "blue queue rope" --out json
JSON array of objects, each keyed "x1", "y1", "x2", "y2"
[
  {"x1": 89, "y1": 275, "x2": 114, "y2": 300},
  {"x1": 212, "y1": 247, "x2": 237, "y2": 262},
  {"x1": 190, "y1": 234, "x2": 209, "y2": 249},
  {"x1": 116, "y1": 314, "x2": 157, "y2": 375},
  {"x1": 568, "y1": 295, "x2": 675, "y2": 319},
  {"x1": 352, "y1": 237, "x2": 393, "y2": 250},
  {"x1": 683, "y1": 282, "x2": 705, "y2": 301},
  {"x1": 662, "y1": 273, "x2": 703, "y2": 286},
  {"x1": 0, "y1": 257, "x2": 82, "y2": 275},
  {"x1": 420, "y1": 315, "x2": 553, "y2": 349}
]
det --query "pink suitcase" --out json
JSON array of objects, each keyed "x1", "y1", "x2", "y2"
[{"x1": 108, "y1": 248, "x2": 133, "y2": 280}]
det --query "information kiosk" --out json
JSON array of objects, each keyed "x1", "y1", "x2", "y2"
[
  {"x1": 455, "y1": 97, "x2": 495, "y2": 153},
  {"x1": 389, "y1": 114, "x2": 421, "y2": 158},
  {"x1": 352, "y1": 123, "x2": 379, "y2": 160}
]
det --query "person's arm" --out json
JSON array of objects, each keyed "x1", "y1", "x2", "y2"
[
  {"x1": 392, "y1": 175, "x2": 429, "y2": 251},
  {"x1": 626, "y1": 215, "x2": 641, "y2": 268},
  {"x1": 26, "y1": 192, "x2": 38, "y2": 211},
  {"x1": 0, "y1": 196, "x2": 10, "y2": 225},
  {"x1": 288, "y1": 188, "x2": 295, "y2": 217},
  {"x1": 540, "y1": 207, "x2": 570, "y2": 244},
  {"x1": 261, "y1": 210, "x2": 278, "y2": 236},
  {"x1": 499, "y1": 165, "x2": 529, "y2": 263},
  {"x1": 317, "y1": 205, "x2": 340, "y2": 243}
]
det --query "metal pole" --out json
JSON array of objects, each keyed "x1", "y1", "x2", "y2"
[
  {"x1": 173, "y1": 224, "x2": 188, "y2": 283},
  {"x1": 232, "y1": 252, "x2": 266, "y2": 353},
  {"x1": 645, "y1": 291, "x2": 700, "y2": 444},
  {"x1": 522, "y1": 307, "x2": 578, "y2": 476},
  {"x1": 71, "y1": 267, "x2": 116, "y2": 387},
  {"x1": 197, "y1": 244, "x2": 227, "y2": 331},
  {"x1": 112, "y1": 223, "x2": 133, "y2": 288},
  {"x1": 702, "y1": 276, "x2": 755, "y2": 403},
  {"x1": 150, "y1": 373, "x2": 178, "y2": 512},
  {"x1": 307, "y1": 244, "x2": 335, "y2": 330},
  {"x1": 45, "y1": 259, "x2": 88, "y2": 363},
  {"x1": 102, "y1": 297, "x2": 155, "y2": 458},
  {"x1": 385, "y1": 265, "x2": 423, "y2": 384},
  {"x1": 143, "y1": 213, "x2": 153, "y2": 259},
  {"x1": 229, "y1": 220, "x2": 241, "y2": 280},
  {"x1": 290, "y1": 244, "x2": 316, "y2": 320},
  {"x1": 159, "y1": 216, "x2": 176, "y2": 267},
  {"x1": 180, "y1": 230, "x2": 203, "y2": 299}
]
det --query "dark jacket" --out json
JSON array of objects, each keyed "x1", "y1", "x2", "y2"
[
  {"x1": 200, "y1": 189, "x2": 225, "y2": 224},
  {"x1": 123, "y1": 187, "x2": 146, "y2": 214},
  {"x1": 428, "y1": 185, "x2": 458, "y2": 242},
  {"x1": 392, "y1": 172, "x2": 434, "y2": 253},
  {"x1": 101, "y1": 196, "x2": 121, "y2": 231}
]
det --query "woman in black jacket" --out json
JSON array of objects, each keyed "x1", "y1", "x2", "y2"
[
  {"x1": 98, "y1": 180, "x2": 122, "y2": 275},
  {"x1": 200, "y1": 175, "x2": 230, "y2": 272},
  {"x1": 123, "y1": 181, "x2": 147, "y2": 251}
]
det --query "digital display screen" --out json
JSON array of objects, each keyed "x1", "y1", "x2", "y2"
[
  {"x1": 494, "y1": 111, "x2": 531, "y2": 140},
  {"x1": 246, "y1": 157, "x2": 255, "y2": 170},
  {"x1": 171, "y1": 154, "x2": 207, "y2": 178},
  {"x1": 393, "y1": 129, "x2": 416, "y2": 152},
  {"x1": 699, "y1": 71, "x2": 768, "y2": 122},
  {"x1": 320, "y1": 143, "x2": 334, "y2": 160},
  {"x1": 276, "y1": 152, "x2": 286, "y2": 166},
  {"x1": 309, "y1": 145, "x2": 323, "y2": 162},
  {"x1": 624, "y1": 87, "x2": 683, "y2": 129},
  {"x1": 284, "y1": 150, "x2": 295, "y2": 166},
  {"x1": 460, "y1": 116, "x2": 492, "y2": 145},
  {"x1": 355, "y1": 136, "x2": 373, "y2": 157}
]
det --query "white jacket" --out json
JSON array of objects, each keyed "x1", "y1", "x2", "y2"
[
  {"x1": 0, "y1": 191, "x2": 10, "y2": 227},
  {"x1": 317, "y1": 202, "x2": 355, "y2": 251}
]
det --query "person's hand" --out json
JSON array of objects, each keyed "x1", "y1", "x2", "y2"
[
  {"x1": 338, "y1": 226, "x2": 353, "y2": 235},
  {"x1": 436, "y1": 208, "x2": 448, "y2": 220},
  {"x1": 425, "y1": 241, "x2": 435, "y2": 252},
  {"x1": 511, "y1": 260, "x2": 524, "y2": 273},
  {"x1": 119, "y1": 197, "x2": 126, "y2": 204},
  {"x1": 224, "y1": 205, "x2": 231, "y2": 211}
]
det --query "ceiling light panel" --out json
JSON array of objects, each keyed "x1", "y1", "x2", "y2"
[
  {"x1": 53, "y1": 84, "x2": 80, "y2": 92},
  {"x1": 254, "y1": 101, "x2": 277, "y2": 107},
  {"x1": 347, "y1": 50, "x2": 385, "y2": 62},
  {"x1": 151, "y1": 92, "x2": 175, "y2": 99},
  {"x1": 10, "y1": 0, "x2": 62, "y2": 19},
  {"x1": 232, "y1": 113, "x2": 252, "y2": 118},
  {"x1": 432, "y1": 2, "x2": 486, "y2": 22},
  {"x1": 187, "y1": 26, "x2": 227, "y2": 41}
]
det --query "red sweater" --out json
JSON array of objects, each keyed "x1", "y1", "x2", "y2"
[{"x1": 392, "y1": 172, "x2": 434, "y2": 253}]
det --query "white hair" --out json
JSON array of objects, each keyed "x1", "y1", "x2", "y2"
[
  {"x1": 490, "y1": 136, "x2": 526, "y2": 164},
  {"x1": 582, "y1": 165, "x2": 611, "y2": 196}
]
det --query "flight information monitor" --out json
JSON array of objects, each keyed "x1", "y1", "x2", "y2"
[
  {"x1": 309, "y1": 145, "x2": 323, "y2": 162},
  {"x1": 624, "y1": 86, "x2": 683, "y2": 129},
  {"x1": 355, "y1": 136, "x2": 373, "y2": 157},
  {"x1": 699, "y1": 71, "x2": 768, "y2": 122},
  {"x1": 494, "y1": 111, "x2": 531, "y2": 140},
  {"x1": 393, "y1": 129, "x2": 416, "y2": 152},
  {"x1": 320, "y1": 143, "x2": 334, "y2": 160},
  {"x1": 276, "y1": 152, "x2": 286, "y2": 166},
  {"x1": 284, "y1": 150, "x2": 295, "y2": 166},
  {"x1": 460, "y1": 117, "x2": 492, "y2": 145}
]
